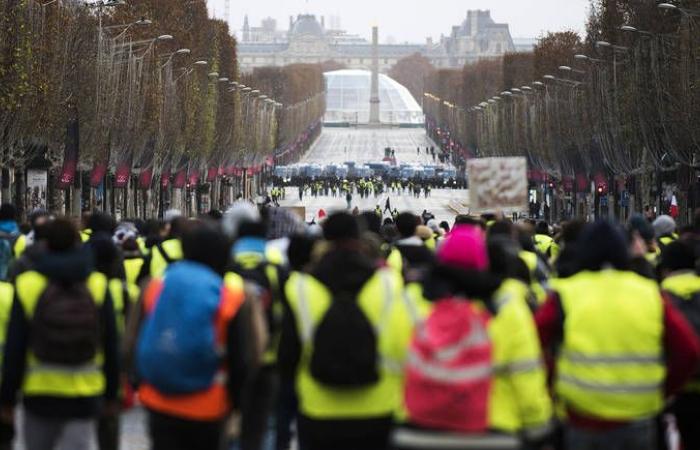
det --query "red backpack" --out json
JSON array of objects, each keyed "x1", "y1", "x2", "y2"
[{"x1": 404, "y1": 298, "x2": 493, "y2": 432}]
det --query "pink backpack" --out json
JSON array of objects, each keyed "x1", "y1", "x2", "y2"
[{"x1": 405, "y1": 298, "x2": 493, "y2": 432}]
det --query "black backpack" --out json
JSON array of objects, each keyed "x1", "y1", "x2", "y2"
[
  {"x1": 310, "y1": 290, "x2": 379, "y2": 387},
  {"x1": 669, "y1": 292, "x2": 700, "y2": 338},
  {"x1": 31, "y1": 281, "x2": 100, "y2": 365}
]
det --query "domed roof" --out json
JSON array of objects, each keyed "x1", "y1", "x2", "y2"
[
  {"x1": 324, "y1": 70, "x2": 424, "y2": 125},
  {"x1": 290, "y1": 14, "x2": 324, "y2": 38}
]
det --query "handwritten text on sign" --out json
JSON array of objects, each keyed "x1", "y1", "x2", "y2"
[{"x1": 468, "y1": 157, "x2": 528, "y2": 212}]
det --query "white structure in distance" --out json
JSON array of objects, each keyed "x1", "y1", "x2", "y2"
[{"x1": 324, "y1": 70, "x2": 424, "y2": 126}]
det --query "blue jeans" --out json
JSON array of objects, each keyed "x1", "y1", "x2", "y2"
[{"x1": 565, "y1": 419, "x2": 656, "y2": 450}]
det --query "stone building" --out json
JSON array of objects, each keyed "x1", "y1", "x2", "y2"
[{"x1": 238, "y1": 10, "x2": 518, "y2": 73}]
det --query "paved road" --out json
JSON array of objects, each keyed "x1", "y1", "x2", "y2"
[
  {"x1": 280, "y1": 187, "x2": 467, "y2": 224},
  {"x1": 302, "y1": 127, "x2": 443, "y2": 166},
  {"x1": 13, "y1": 407, "x2": 148, "y2": 450},
  {"x1": 279, "y1": 127, "x2": 468, "y2": 223}
]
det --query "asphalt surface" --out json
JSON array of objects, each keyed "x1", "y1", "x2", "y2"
[{"x1": 279, "y1": 127, "x2": 468, "y2": 223}]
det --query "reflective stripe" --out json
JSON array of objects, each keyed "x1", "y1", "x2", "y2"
[
  {"x1": 392, "y1": 428, "x2": 519, "y2": 450},
  {"x1": 408, "y1": 352, "x2": 492, "y2": 383},
  {"x1": 495, "y1": 359, "x2": 541, "y2": 374},
  {"x1": 297, "y1": 276, "x2": 313, "y2": 344},
  {"x1": 562, "y1": 352, "x2": 662, "y2": 365},
  {"x1": 429, "y1": 319, "x2": 489, "y2": 362},
  {"x1": 382, "y1": 356, "x2": 404, "y2": 374},
  {"x1": 297, "y1": 271, "x2": 394, "y2": 343},
  {"x1": 403, "y1": 291, "x2": 420, "y2": 325},
  {"x1": 375, "y1": 270, "x2": 394, "y2": 334},
  {"x1": 559, "y1": 375, "x2": 661, "y2": 393},
  {"x1": 522, "y1": 421, "x2": 555, "y2": 441},
  {"x1": 28, "y1": 362, "x2": 100, "y2": 375}
]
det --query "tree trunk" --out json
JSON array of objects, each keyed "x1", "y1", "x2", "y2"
[{"x1": 14, "y1": 168, "x2": 25, "y2": 222}]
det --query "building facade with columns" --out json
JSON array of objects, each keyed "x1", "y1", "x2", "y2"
[{"x1": 238, "y1": 11, "x2": 518, "y2": 73}]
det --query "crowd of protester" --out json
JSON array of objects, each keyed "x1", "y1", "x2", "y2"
[{"x1": 0, "y1": 201, "x2": 697, "y2": 450}]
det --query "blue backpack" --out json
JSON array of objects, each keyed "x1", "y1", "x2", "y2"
[{"x1": 137, "y1": 261, "x2": 225, "y2": 394}]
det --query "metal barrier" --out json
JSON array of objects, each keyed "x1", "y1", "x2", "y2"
[{"x1": 392, "y1": 428, "x2": 520, "y2": 450}]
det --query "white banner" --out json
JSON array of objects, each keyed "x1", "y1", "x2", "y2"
[
  {"x1": 27, "y1": 169, "x2": 48, "y2": 210},
  {"x1": 468, "y1": 157, "x2": 527, "y2": 212}
]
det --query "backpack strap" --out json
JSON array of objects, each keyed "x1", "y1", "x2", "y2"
[
  {"x1": 156, "y1": 242, "x2": 174, "y2": 264},
  {"x1": 296, "y1": 271, "x2": 396, "y2": 344}
]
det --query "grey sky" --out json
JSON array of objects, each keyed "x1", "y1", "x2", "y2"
[{"x1": 208, "y1": 0, "x2": 591, "y2": 42}]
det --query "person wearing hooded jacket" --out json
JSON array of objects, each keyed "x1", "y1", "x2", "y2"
[
  {"x1": 536, "y1": 221, "x2": 700, "y2": 450},
  {"x1": 397, "y1": 225, "x2": 553, "y2": 449},
  {"x1": 393, "y1": 213, "x2": 434, "y2": 282},
  {"x1": 653, "y1": 215, "x2": 678, "y2": 250},
  {"x1": 0, "y1": 218, "x2": 120, "y2": 450},
  {"x1": 224, "y1": 205, "x2": 289, "y2": 450},
  {"x1": 278, "y1": 212, "x2": 410, "y2": 450},
  {"x1": 147, "y1": 213, "x2": 188, "y2": 279}
]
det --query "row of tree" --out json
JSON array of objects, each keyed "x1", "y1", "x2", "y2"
[
  {"x1": 0, "y1": 0, "x2": 325, "y2": 219},
  {"x1": 422, "y1": 0, "x2": 700, "y2": 221}
]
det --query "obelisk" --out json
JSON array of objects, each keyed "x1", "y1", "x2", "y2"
[{"x1": 369, "y1": 26, "x2": 380, "y2": 125}]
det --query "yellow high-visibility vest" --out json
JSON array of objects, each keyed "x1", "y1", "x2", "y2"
[
  {"x1": 0, "y1": 282, "x2": 14, "y2": 370},
  {"x1": 555, "y1": 270, "x2": 665, "y2": 420},
  {"x1": 16, "y1": 271, "x2": 110, "y2": 398},
  {"x1": 402, "y1": 278, "x2": 552, "y2": 434},
  {"x1": 149, "y1": 239, "x2": 183, "y2": 278},
  {"x1": 285, "y1": 269, "x2": 410, "y2": 419}
]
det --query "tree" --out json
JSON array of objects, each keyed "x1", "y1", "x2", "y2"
[
  {"x1": 534, "y1": 31, "x2": 583, "y2": 78},
  {"x1": 389, "y1": 53, "x2": 435, "y2": 104}
]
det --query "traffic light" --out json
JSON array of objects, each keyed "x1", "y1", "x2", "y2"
[{"x1": 596, "y1": 181, "x2": 608, "y2": 195}]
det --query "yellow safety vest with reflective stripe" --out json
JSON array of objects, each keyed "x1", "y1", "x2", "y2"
[
  {"x1": 108, "y1": 278, "x2": 138, "y2": 334},
  {"x1": 265, "y1": 246, "x2": 284, "y2": 266},
  {"x1": 518, "y1": 251, "x2": 547, "y2": 306},
  {"x1": 224, "y1": 272, "x2": 245, "y2": 291},
  {"x1": 13, "y1": 235, "x2": 27, "y2": 258},
  {"x1": 233, "y1": 252, "x2": 282, "y2": 364},
  {"x1": 136, "y1": 237, "x2": 148, "y2": 255},
  {"x1": 150, "y1": 239, "x2": 182, "y2": 278},
  {"x1": 534, "y1": 234, "x2": 560, "y2": 263},
  {"x1": 661, "y1": 272, "x2": 700, "y2": 393},
  {"x1": 555, "y1": 270, "x2": 665, "y2": 420},
  {"x1": 659, "y1": 235, "x2": 677, "y2": 248},
  {"x1": 0, "y1": 282, "x2": 14, "y2": 370},
  {"x1": 124, "y1": 257, "x2": 145, "y2": 287},
  {"x1": 285, "y1": 269, "x2": 411, "y2": 419},
  {"x1": 402, "y1": 278, "x2": 552, "y2": 434},
  {"x1": 15, "y1": 271, "x2": 109, "y2": 398},
  {"x1": 80, "y1": 229, "x2": 92, "y2": 243},
  {"x1": 386, "y1": 247, "x2": 403, "y2": 274}
]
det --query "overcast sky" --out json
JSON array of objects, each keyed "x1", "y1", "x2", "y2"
[{"x1": 207, "y1": 0, "x2": 591, "y2": 42}]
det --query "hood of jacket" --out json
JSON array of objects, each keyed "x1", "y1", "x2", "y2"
[
  {"x1": 36, "y1": 248, "x2": 94, "y2": 283},
  {"x1": 422, "y1": 263, "x2": 503, "y2": 306},
  {"x1": 312, "y1": 247, "x2": 376, "y2": 296}
]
